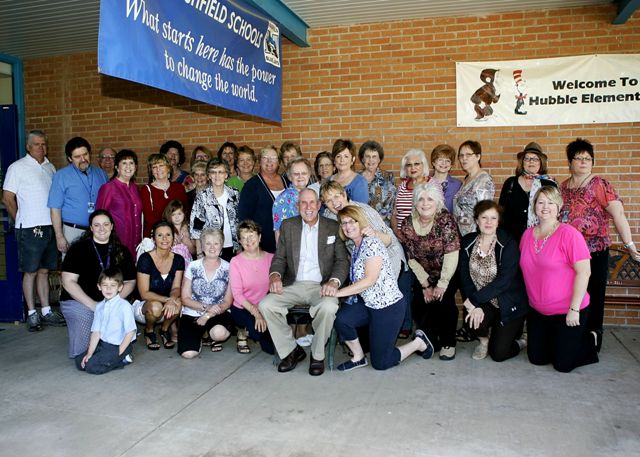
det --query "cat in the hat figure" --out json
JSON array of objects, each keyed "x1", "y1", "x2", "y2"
[
  {"x1": 513, "y1": 69, "x2": 528, "y2": 115},
  {"x1": 470, "y1": 68, "x2": 500, "y2": 121}
]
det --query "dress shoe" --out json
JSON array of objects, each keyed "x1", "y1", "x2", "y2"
[
  {"x1": 277, "y1": 345, "x2": 307, "y2": 373},
  {"x1": 309, "y1": 356, "x2": 325, "y2": 376}
]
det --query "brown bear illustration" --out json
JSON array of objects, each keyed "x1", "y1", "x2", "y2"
[{"x1": 471, "y1": 68, "x2": 500, "y2": 121}]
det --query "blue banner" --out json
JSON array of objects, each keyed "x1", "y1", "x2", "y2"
[{"x1": 98, "y1": 0, "x2": 282, "y2": 122}]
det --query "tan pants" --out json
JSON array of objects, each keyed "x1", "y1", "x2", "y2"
[{"x1": 259, "y1": 281, "x2": 338, "y2": 360}]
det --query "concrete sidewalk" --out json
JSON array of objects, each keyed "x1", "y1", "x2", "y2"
[{"x1": 1, "y1": 324, "x2": 638, "y2": 457}]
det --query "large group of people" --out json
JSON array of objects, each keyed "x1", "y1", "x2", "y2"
[{"x1": 3, "y1": 131, "x2": 639, "y2": 376}]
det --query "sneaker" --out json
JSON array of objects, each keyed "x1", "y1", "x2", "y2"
[
  {"x1": 41, "y1": 310, "x2": 66, "y2": 327},
  {"x1": 27, "y1": 312, "x2": 43, "y2": 332},
  {"x1": 415, "y1": 329, "x2": 434, "y2": 360},
  {"x1": 337, "y1": 357, "x2": 368, "y2": 372},
  {"x1": 472, "y1": 342, "x2": 489, "y2": 360},
  {"x1": 122, "y1": 354, "x2": 134, "y2": 365},
  {"x1": 439, "y1": 346, "x2": 456, "y2": 361},
  {"x1": 296, "y1": 334, "x2": 314, "y2": 347}
]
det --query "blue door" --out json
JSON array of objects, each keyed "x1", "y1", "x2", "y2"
[{"x1": 0, "y1": 104, "x2": 23, "y2": 321}]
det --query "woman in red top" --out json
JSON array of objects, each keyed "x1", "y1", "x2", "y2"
[
  {"x1": 141, "y1": 154, "x2": 188, "y2": 238},
  {"x1": 560, "y1": 138, "x2": 639, "y2": 351}
]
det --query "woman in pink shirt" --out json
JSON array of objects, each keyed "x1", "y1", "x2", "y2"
[
  {"x1": 229, "y1": 220, "x2": 275, "y2": 354},
  {"x1": 96, "y1": 150, "x2": 142, "y2": 259},
  {"x1": 520, "y1": 186, "x2": 599, "y2": 373}
]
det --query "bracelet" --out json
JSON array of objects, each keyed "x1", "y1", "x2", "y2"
[
  {"x1": 623, "y1": 241, "x2": 635, "y2": 249},
  {"x1": 570, "y1": 307, "x2": 580, "y2": 312}
]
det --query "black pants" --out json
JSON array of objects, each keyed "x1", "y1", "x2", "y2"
[
  {"x1": 411, "y1": 276, "x2": 458, "y2": 351},
  {"x1": 586, "y1": 249, "x2": 609, "y2": 334},
  {"x1": 229, "y1": 306, "x2": 275, "y2": 355},
  {"x1": 470, "y1": 305, "x2": 525, "y2": 362},
  {"x1": 75, "y1": 340, "x2": 132, "y2": 375},
  {"x1": 527, "y1": 307, "x2": 599, "y2": 373}
]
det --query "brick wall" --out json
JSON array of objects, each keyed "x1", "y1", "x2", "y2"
[{"x1": 23, "y1": 4, "x2": 640, "y2": 324}]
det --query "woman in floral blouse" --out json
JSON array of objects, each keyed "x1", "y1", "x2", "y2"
[
  {"x1": 452, "y1": 140, "x2": 495, "y2": 237},
  {"x1": 560, "y1": 138, "x2": 639, "y2": 351},
  {"x1": 358, "y1": 140, "x2": 396, "y2": 227},
  {"x1": 334, "y1": 206, "x2": 434, "y2": 372},
  {"x1": 399, "y1": 181, "x2": 460, "y2": 361}
]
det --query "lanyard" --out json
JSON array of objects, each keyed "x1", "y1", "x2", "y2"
[
  {"x1": 92, "y1": 240, "x2": 112, "y2": 271},
  {"x1": 73, "y1": 165, "x2": 95, "y2": 200}
]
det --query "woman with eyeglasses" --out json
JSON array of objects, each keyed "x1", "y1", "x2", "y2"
[
  {"x1": 499, "y1": 142, "x2": 556, "y2": 242},
  {"x1": 238, "y1": 145, "x2": 287, "y2": 253},
  {"x1": 190, "y1": 158, "x2": 240, "y2": 262},
  {"x1": 430, "y1": 144, "x2": 461, "y2": 214},
  {"x1": 453, "y1": 140, "x2": 495, "y2": 237},
  {"x1": 559, "y1": 138, "x2": 639, "y2": 351}
]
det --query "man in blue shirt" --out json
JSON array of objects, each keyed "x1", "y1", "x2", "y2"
[{"x1": 48, "y1": 137, "x2": 108, "y2": 253}]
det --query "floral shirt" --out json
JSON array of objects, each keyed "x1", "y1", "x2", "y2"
[
  {"x1": 560, "y1": 175, "x2": 620, "y2": 253},
  {"x1": 350, "y1": 237, "x2": 403, "y2": 309},
  {"x1": 399, "y1": 211, "x2": 460, "y2": 287},
  {"x1": 453, "y1": 170, "x2": 495, "y2": 236},
  {"x1": 190, "y1": 185, "x2": 240, "y2": 251},
  {"x1": 183, "y1": 258, "x2": 230, "y2": 317},
  {"x1": 363, "y1": 169, "x2": 396, "y2": 227},
  {"x1": 272, "y1": 186, "x2": 300, "y2": 231}
]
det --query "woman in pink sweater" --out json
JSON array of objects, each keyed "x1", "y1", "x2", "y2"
[{"x1": 229, "y1": 220, "x2": 275, "y2": 354}]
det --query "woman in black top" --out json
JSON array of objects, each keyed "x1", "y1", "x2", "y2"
[
  {"x1": 135, "y1": 221, "x2": 185, "y2": 350},
  {"x1": 459, "y1": 201, "x2": 528, "y2": 361},
  {"x1": 499, "y1": 142, "x2": 556, "y2": 241},
  {"x1": 60, "y1": 210, "x2": 136, "y2": 358}
]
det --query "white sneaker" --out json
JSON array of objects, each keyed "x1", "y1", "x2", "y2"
[
  {"x1": 296, "y1": 334, "x2": 314, "y2": 347},
  {"x1": 439, "y1": 346, "x2": 456, "y2": 361}
]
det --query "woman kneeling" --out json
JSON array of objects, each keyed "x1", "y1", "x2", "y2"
[
  {"x1": 334, "y1": 206, "x2": 433, "y2": 371},
  {"x1": 179, "y1": 228, "x2": 233, "y2": 358}
]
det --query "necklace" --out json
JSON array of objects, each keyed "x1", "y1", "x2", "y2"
[
  {"x1": 570, "y1": 173, "x2": 591, "y2": 189},
  {"x1": 476, "y1": 235, "x2": 496, "y2": 258},
  {"x1": 533, "y1": 222, "x2": 559, "y2": 254}
]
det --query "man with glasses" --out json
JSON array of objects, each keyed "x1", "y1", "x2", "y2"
[
  {"x1": 2, "y1": 130, "x2": 66, "y2": 331},
  {"x1": 97, "y1": 147, "x2": 116, "y2": 179},
  {"x1": 259, "y1": 189, "x2": 348, "y2": 376}
]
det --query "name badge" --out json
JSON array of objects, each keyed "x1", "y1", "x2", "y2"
[
  {"x1": 88, "y1": 202, "x2": 95, "y2": 213},
  {"x1": 327, "y1": 236, "x2": 335, "y2": 244}
]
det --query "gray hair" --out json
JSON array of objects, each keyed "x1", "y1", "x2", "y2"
[
  {"x1": 412, "y1": 181, "x2": 445, "y2": 215},
  {"x1": 400, "y1": 148, "x2": 429, "y2": 179}
]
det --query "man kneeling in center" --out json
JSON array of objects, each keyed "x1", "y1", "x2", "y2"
[{"x1": 259, "y1": 188, "x2": 348, "y2": 375}]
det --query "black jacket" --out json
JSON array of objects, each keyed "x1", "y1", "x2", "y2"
[{"x1": 459, "y1": 228, "x2": 528, "y2": 325}]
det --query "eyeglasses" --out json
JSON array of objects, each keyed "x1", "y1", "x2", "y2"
[
  {"x1": 405, "y1": 162, "x2": 422, "y2": 168},
  {"x1": 523, "y1": 156, "x2": 540, "y2": 163},
  {"x1": 573, "y1": 156, "x2": 592, "y2": 163},
  {"x1": 458, "y1": 153, "x2": 477, "y2": 159},
  {"x1": 340, "y1": 219, "x2": 357, "y2": 227},
  {"x1": 434, "y1": 158, "x2": 452, "y2": 165},
  {"x1": 261, "y1": 157, "x2": 278, "y2": 162},
  {"x1": 208, "y1": 170, "x2": 227, "y2": 175},
  {"x1": 100, "y1": 156, "x2": 115, "y2": 160}
]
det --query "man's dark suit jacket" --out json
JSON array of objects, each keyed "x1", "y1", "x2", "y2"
[{"x1": 270, "y1": 215, "x2": 349, "y2": 288}]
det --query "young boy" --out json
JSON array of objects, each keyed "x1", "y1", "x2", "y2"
[{"x1": 75, "y1": 267, "x2": 136, "y2": 374}]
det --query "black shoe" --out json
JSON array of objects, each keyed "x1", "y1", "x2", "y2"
[
  {"x1": 309, "y1": 356, "x2": 325, "y2": 376},
  {"x1": 277, "y1": 345, "x2": 307, "y2": 373},
  {"x1": 27, "y1": 313, "x2": 43, "y2": 332}
]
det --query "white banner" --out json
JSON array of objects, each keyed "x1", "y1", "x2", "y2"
[{"x1": 456, "y1": 54, "x2": 640, "y2": 127}]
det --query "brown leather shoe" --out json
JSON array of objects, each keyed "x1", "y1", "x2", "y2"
[
  {"x1": 309, "y1": 356, "x2": 325, "y2": 376},
  {"x1": 277, "y1": 345, "x2": 307, "y2": 373}
]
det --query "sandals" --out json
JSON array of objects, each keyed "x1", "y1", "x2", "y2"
[
  {"x1": 237, "y1": 337, "x2": 251, "y2": 354},
  {"x1": 145, "y1": 331, "x2": 161, "y2": 351},
  {"x1": 211, "y1": 342, "x2": 223, "y2": 352},
  {"x1": 456, "y1": 326, "x2": 477, "y2": 343},
  {"x1": 160, "y1": 328, "x2": 176, "y2": 349}
]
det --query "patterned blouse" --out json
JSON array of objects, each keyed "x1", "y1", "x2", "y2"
[
  {"x1": 399, "y1": 211, "x2": 460, "y2": 287},
  {"x1": 452, "y1": 170, "x2": 495, "y2": 236},
  {"x1": 183, "y1": 258, "x2": 230, "y2": 317},
  {"x1": 190, "y1": 185, "x2": 240, "y2": 251},
  {"x1": 469, "y1": 244, "x2": 498, "y2": 307},
  {"x1": 363, "y1": 169, "x2": 396, "y2": 227},
  {"x1": 560, "y1": 175, "x2": 620, "y2": 253},
  {"x1": 272, "y1": 186, "x2": 300, "y2": 231},
  {"x1": 350, "y1": 237, "x2": 403, "y2": 309}
]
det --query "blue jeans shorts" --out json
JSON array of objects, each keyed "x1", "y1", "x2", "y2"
[{"x1": 17, "y1": 225, "x2": 58, "y2": 272}]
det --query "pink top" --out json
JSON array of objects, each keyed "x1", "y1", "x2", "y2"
[
  {"x1": 96, "y1": 178, "x2": 143, "y2": 259},
  {"x1": 229, "y1": 252, "x2": 274, "y2": 309},
  {"x1": 519, "y1": 223, "x2": 591, "y2": 316}
]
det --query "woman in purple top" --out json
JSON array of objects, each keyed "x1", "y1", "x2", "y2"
[
  {"x1": 96, "y1": 149, "x2": 143, "y2": 259},
  {"x1": 430, "y1": 144, "x2": 462, "y2": 214}
]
